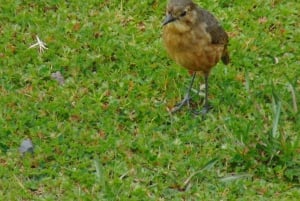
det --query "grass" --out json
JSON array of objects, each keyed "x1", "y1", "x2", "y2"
[{"x1": 0, "y1": 0, "x2": 299, "y2": 200}]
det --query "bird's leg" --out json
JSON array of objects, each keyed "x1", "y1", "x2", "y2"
[
  {"x1": 171, "y1": 72, "x2": 196, "y2": 113},
  {"x1": 191, "y1": 73, "x2": 212, "y2": 116},
  {"x1": 200, "y1": 73, "x2": 212, "y2": 115}
]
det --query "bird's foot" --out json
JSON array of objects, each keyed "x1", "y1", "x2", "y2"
[
  {"x1": 192, "y1": 103, "x2": 212, "y2": 116},
  {"x1": 171, "y1": 94, "x2": 191, "y2": 113}
]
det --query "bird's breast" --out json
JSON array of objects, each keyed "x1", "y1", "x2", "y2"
[{"x1": 163, "y1": 24, "x2": 223, "y2": 73}]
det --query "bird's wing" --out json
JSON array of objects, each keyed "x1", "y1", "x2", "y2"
[
  {"x1": 198, "y1": 8, "x2": 229, "y2": 45},
  {"x1": 206, "y1": 23, "x2": 229, "y2": 45}
]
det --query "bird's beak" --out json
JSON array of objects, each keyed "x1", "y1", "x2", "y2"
[{"x1": 162, "y1": 14, "x2": 176, "y2": 26}]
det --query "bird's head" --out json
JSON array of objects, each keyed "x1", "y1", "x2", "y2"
[{"x1": 163, "y1": 0, "x2": 197, "y2": 27}]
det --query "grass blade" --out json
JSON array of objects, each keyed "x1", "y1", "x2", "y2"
[
  {"x1": 182, "y1": 158, "x2": 219, "y2": 190},
  {"x1": 271, "y1": 85, "x2": 281, "y2": 138},
  {"x1": 220, "y1": 173, "x2": 252, "y2": 183},
  {"x1": 94, "y1": 159, "x2": 106, "y2": 188},
  {"x1": 272, "y1": 98, "x2": 281, "y2": 138},
  {"x1": 288, "y1": 83, "x2": 298, "y2": 113}
]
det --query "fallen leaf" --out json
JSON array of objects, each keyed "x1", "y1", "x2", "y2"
[
  {"x1": 258, "y1": 17, "x2": 268, "y2": 24},
  {"x1": 19, "y1": 139, "x2": 34, "y2": 156},
  {"x1": 137, "y1": 21, "x2": 146, "y2": 32},
  {"x1": 51, "y1": 71, "x2": 65, "y2": 85},
  {"x1": 73, "y1": 23, "x2": 81, "y2": 31}
]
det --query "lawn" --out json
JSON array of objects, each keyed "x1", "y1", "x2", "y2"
[{"x1": 0, "y1": 0, "x2": 299, "y2": 200}]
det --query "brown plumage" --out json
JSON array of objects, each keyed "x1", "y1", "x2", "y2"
[{"x1": 162, "y1": 0, "x2": 229, "y2": 114}]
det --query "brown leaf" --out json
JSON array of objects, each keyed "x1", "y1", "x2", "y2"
[
  {"x1": 8, "y1": 44, "x2": 16, "y2": 54},
  {"x1": 98, "y1": 130, "x2": 106, "y2": 139},
  {"x1": 235, "y1": 73, "x2": 245, "y2": 83},
  {"x1": 94, "y1": 32, "x2": 102, "y2": 39},
  {"x1": 258, "y1": 17, "x2": 268, "y2": 24},
  {"x1": 70, "y1": 114, "x2": 81, "y2": 122},
  {"x1": 73, "y1": 23, "x2": 81, "y2": 31},
  {"x1": 137, "y1": 21, "x2": 146, "y2": 32}
]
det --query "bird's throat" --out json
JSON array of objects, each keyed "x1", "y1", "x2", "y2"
[{"x1": 166, "y1": 21, "x2": 191, "y2": 33}]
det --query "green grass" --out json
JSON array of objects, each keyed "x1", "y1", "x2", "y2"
[{"x1": 0, "y1": 0, "x2": 299, "y2": 200}]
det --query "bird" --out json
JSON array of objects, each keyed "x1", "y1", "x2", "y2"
[{"x1": 162, "y1": 0, "x2": 229, "y2": 115}]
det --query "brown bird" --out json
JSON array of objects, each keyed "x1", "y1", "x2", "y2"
[{"x1": 162, "y1": 0, "x2": 229, "y2": 115}]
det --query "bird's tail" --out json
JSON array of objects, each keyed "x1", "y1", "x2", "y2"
[{"x1": 221, "y1": 45, "x2": 230, "y2": 65}]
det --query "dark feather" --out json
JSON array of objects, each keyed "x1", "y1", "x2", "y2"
[
  {"x1": 196, "y1": 7, "x2": 230, "y2": 64},
  {"x1": 197, "y1": 7, "x2": 229, "y2": 45}
]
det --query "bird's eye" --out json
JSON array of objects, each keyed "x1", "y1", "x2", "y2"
[{"x1": 180, "y1": 11, "x2": 187, "y2": 17}]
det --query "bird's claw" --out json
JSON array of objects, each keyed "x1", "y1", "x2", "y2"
[
  {"x1": 191, "y1": 103, "x2": 212, "y2": 116},
  {"x1": 171, "y1": 94, "x2": 191, "y2": 113}
]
